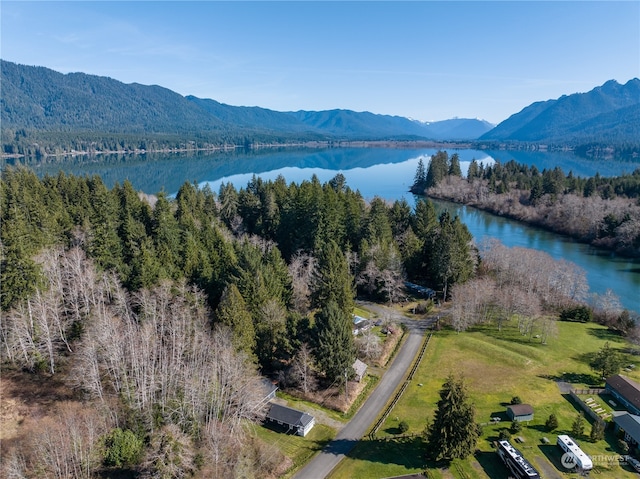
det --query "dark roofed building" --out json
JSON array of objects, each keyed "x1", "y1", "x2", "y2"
[
  {"x1": 506, "y1": 404, "x2": 534, "y2": 422},
  {"x1": 265, "y1": 403, "x2": 315, "y2": 437},
  {"x1": 613, "y1": 412, "x2": 640, "y2": 453},
  {"x1": 606, "y1": 374, "x2": 640, "y2": 416}
]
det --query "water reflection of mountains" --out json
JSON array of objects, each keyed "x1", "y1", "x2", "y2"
[
  {"x1": 29, "y1": 147, "x2": 428, "y2": 194},
  {"x1": 25, "y1": 146, "x2": 640, "y2": 196}
]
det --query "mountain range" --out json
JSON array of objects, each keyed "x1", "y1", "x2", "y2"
[
  {"x1": 480, "y1": 78, "x2": 640, "y2": 145},
  {"x1": 0, "y1": 60, "x2": 492, "y2": 145},
  {"x1": 1, "y1": 59, "x2": 639, "y2": 153}
]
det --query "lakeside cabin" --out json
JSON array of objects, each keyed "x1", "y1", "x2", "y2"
[{"x1": 265, "y1": 403, "x2": 315, "y2": 437}]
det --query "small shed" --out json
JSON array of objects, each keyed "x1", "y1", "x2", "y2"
[
  {"x1": 506, "y1": 404, "x2": 534, "y2": 422},
  {"x1": 265, "y1": 403, "x2": 315, "y2": 437},
  {"x1": 352, "y1": 359, "x2": 368, "y2": 382}
]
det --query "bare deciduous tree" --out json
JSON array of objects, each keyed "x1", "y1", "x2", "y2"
[
  {"x1": 288, "y1": 252, "x2": 316, "y2": 313},
  {"x1": 289, "y1": 342, "x2": 317, "y2": 394},
  {"x1": 355, "y1": 330, "x2": 383, "y2": 361}
]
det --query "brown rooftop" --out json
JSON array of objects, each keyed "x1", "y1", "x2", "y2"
[{"x1": 507, "y1": 404, "x2": 534, "y2": 416}]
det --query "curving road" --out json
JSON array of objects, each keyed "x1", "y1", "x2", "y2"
[{"x1": 292, "y1": 303, "x2": 440, "y2": 479}]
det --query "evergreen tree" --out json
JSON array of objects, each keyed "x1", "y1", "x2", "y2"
[
  {"x1": 590, "y1": 419, "x2": 605, "y2": 442},
  {"x1": 428, "y1": 212, "x2": 475, "y2": 299},
  {"x1": 571, "y1": 412, "x2": 586, "y2": 439},
  {"x1": 361, "y1": 196, "x2": 393, "y2": 247},
  {"x1": 389, "y1": 199, "x2": 412, "y2": 238},
  {"x1": 529, "y1": 176, "x2": 544, "y2": 204},
  {"x1": 467, "y1": 159, "x2": 479, "y2": 180},
  {"x1": 411, "y1": 157, "x2": 427, "y2": 193},
  {"x1": 214, "y1": 284, "x2": 256, "y2": 360},
  {"x1": 255, "y1": 299, "x2": 289, "y2": 370},
  {"x1": 151, "y1": 192, "x2": 181, "y2": 280},
  {"x1": 311, "y1": 240, "x2": 355, "y2": 316},
  {"x1": 545, "y1": 413, "x2": 559, "y2": 432},
  {"x1": 218, "y1": 182, "x2": 239, "y2": 228},
  {"x1": 314, "y1": 300, "x2": 356, "y2": 384},
  {"x1": 448, "y1": 153, "x2": 462, "y2": 177},
  {"x1": 87, "y1": 178, "x2": 124, "y2": 274},
  {"x1": 406, "y1": 199, "x2": 438, "y2": 281},
  {"x1": 426, "y1": 374, "x2": 479, "y2": 461},
  {"x1": 590, "y1": 341, "x2": 623, "y2": 379},
  {"x1": 425, "y1": 151, "x2": 449, "y2": 188}
]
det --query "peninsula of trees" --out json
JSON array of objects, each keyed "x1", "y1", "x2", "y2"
[{"x1": 412, "y1": 151, "x2": 640, "y2": 257}]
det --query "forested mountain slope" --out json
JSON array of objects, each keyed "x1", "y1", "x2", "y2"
[
  {"x1": 1, "y1": 60, "x2": 491, "y2": 156},
  {"x1": 480, "y1": 78, "x2": 640, "y2": 144}
]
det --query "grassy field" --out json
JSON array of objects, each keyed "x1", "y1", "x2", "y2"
[
  {"x1": 330, "y1": 319, "x2": 640, "y2": 479},
  {"x1": 252, "y1": 421, "x2": 336, "y2": 478}
]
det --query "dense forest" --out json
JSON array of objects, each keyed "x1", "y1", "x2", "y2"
[
  {"x1": 412, "y1": 151, "x2": 640, "y2": 256},
  {"x1": 1, "y1": 166, "x2": 478, "y2": 478},
  {"x1": 2, "y1": 162, "x2": 637, "y2": 477}
]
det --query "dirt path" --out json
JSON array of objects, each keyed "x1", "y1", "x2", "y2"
[{"x1": 534, "y1": 456, "x2": 564, "y2": 479}]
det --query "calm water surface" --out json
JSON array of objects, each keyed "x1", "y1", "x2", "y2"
[{"x1": 28, "y1": 147, "x2": 640, "y2": 313}]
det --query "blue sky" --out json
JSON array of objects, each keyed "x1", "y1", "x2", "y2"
[{"x1": 2, "y1": 1, "x2": 639, "y2": 124}]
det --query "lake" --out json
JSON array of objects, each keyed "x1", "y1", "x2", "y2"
[{"x1": 25, "y1": 146, "x2": 640, "y2": 313}]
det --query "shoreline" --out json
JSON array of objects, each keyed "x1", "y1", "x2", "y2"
[
  {"x1": 1, "y1": 140, "x2": 472, "y2": 161},
  {"x1": 421, "y1": 189, "x2": 640, "y2": 259}
]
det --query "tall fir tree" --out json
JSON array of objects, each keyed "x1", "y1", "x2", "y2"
[
  {"x1": 427, "y1": 374, "x2": 479, "y2": 461},
  {"x1": 314, "y1": 300, "x2": 356, "y2": 384},
  {"x1": 411, "y1": 157, "x2": 427, "y2": 193},
  {"x1": 448, "y1": 153, "x2": 462, "y2": 177},
  {"x1": 215, "y1": 283, "x2": 256, "y2": 361},
  {"x1": 311, "y1": 240, "x2": 355, "y2": 317},
  {"x1": 427, "y1": 211, "x2": 475, "y2": 299},
  {"x1": 425, "y1": 151, "x2": 449, "y2": 188}
]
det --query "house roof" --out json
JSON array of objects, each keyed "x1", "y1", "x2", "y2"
[
  {"x1": 614, "y1": 412, "x2": 640, "y2": 442},
  {"x1": 606, "y1": 374, "x2": 640, "y2": 411},
  {"x1": 353, "y1": 359, "x2": 367, "y2": 378},
  {"x1": 266, "y1": 403, "x2": 314, "y2": 428},
  {"x1": 507, "y1": 404, "x2": 534, "y2": 416}
]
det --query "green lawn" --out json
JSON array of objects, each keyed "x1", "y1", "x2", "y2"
[
  {"x1": 252, "y1": 421, "x2": 336, "y2": 478},
  {"x1": 330, "y1": 319, "x2": 640, "y2": 479}
]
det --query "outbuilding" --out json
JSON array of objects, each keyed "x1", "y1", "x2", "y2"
[
  {"x1": 265, "y1": 403, "x2": 315, "y2": 437},
  {"x1": 606, "y1": 374, "x2": 640, "y2": 416},
  {"x1": 352, "y1": 359, "x2": 368, "y2": 382},
  {"x1": 506, "y1": 404, "x2": 534, "y2": 422},
  {"x1": 613, "y1": 412, "x2": 640, "y2": 453}
]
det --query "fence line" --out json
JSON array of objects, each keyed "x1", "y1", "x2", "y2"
[
  {"x1": 369, "y1": 331, "x2": 433, "y2": 438},
  {"x1": 569, "y1": 389, "x2": 608, "y2": 424}
]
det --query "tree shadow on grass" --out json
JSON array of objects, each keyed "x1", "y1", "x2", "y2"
[
  {"x1": 529, "y1": 424, "x2": 553, "y2": 434},
  {"x1": 587, "y1": 327, "x2": 625, "y2": 342},
  {"x1": 475, "y1": 449, "x2": 513, "y2": 479},
  {"x1": 345, "y1": 436, "x2": 426, "y2": 470},
  {"x1": 473, "y1": 325, "x2": 545, "y2": 347},
  {"x1": 538, "y1": 444, "x2": 565, "y2": 472},
  {"x1": 538, "y1": 371, "x2": 600, "y2": 385}
]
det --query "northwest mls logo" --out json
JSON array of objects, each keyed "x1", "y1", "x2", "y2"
[{"x1": 561, "y1": 452, "x2": 577, "y2": 469}]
